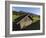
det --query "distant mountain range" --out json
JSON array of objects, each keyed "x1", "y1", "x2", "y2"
[{"x1": 13, "y1": 11, "x2": 40, "y2": 16}]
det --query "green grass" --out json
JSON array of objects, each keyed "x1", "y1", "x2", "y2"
[
  {"x1": 12, "y1": 15, "x2": 21, "y2": 22},
  {"x1": 32, "y1": 16, "x2": 40, "y2": 23}
]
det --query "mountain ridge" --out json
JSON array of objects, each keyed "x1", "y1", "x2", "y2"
[{"x1": 13, "y1": 11, "x2": 40, "y2": 16}]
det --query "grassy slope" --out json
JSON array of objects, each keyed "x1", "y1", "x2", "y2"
[
  {"x1": 12, "y1": 15, "x2": 20, "y2": 22},
  {"x1": 32, "y1": 16, "x2": 40, "y2": 23}
]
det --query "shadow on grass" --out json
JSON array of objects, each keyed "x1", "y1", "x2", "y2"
[{"x1": 12, "y1": 20, "x2": 40, "y2": 31}]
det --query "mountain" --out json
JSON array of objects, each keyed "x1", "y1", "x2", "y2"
[{"x1": 13, "y1": 11, "x2": 40, "y2": 16}]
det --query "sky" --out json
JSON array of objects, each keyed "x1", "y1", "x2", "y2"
[{"x1": 12, "y1": 7, "x2": 40, "y2": 15}]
